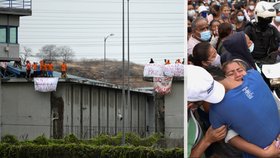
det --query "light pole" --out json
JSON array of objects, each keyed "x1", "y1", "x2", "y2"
[
  {"x1": 127, "y1": 0, "x2": 131, "y2": 131},
  {"x1": 103, "y1": 33, "x2": 114, "y2": 81},
  {"x1": 122, "y1": 0, "x2": 126, "y2": 145}
]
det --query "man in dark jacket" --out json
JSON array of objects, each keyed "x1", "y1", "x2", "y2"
[{"x1": 244, "y1": 1, "x2": 280, "y2": 65}]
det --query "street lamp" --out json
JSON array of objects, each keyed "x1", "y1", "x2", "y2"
[
  {"x1": 121, "y1": 0, "x2": 125, "y2": 145},
  {"x1": 103, "y1": 33, "x2": 114, "y2": 81},
  {"x1": 127, "y1": 0, "x2": 131, "y2": 132}
]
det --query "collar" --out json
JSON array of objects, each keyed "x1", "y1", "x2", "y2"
[{"x1": 191, "y1": 34, "x2": 202, "y2": 42}]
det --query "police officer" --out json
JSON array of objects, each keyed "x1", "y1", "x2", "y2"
[{"x1": 244, "y1": 1, "x2": 280, "y2": 65}]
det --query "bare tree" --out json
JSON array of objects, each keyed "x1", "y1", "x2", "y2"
[
  {"x1": 57, "y1": 46, "x2": 75, "y2": 62},
  {"x1": 20, "y1": 46, "x2": 32, "y2": 64},
  {"x1": 39, "y1": 44, "x2": 58, "y2": 61}
]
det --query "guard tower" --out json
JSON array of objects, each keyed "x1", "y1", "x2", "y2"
[{"x1": 0, "y1": 0, "x2": 32, "y2": 61}]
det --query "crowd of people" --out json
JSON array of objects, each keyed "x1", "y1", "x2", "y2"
[
  {"x1": 148, "y1": 58, "x2": 185, "y2": 64},
  {"x1": 24, "y1": 60, "x2": 67, "y2": 79},
  {"x1": 187, "y1": 0, "x2": 280, "y2": 157}
]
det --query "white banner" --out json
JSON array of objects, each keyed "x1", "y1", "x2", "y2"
[
  {"x1": 143, "y1": 63, "x2": 164, "y2": 77},
  {"x1": 34, "y1": 77, "x2": 59, "y2": 92}
]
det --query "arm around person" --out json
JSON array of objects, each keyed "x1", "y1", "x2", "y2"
[
  {"x1": 229, "y1": 135, "x2": 280, "y2": 157},
  {"x1": 190, "y1": 125, "x2": 227, "y2": 158}
]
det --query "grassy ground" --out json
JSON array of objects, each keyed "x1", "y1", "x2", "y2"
[{"x1": 54, "y1": 59, "x2": 153, "y2": 88}]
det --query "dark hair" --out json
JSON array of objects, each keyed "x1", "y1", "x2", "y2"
[
  {"x1": 235, "y1": 10, "x2": 244, "y2": 15},
  {"x1": 234, "y1": 1, "x2": 246, "y2": 10},
  {"x1": 190, "y1": 42, "x2": 212, "y2": 67},
  {"x1": 205, "y1": 66, "x2": 226, "y2": 81},
  {"x1": 210, "y1": 1, "x2": 217, "y2": 7},
  {"x1": 235, "y1": 10, "x2": 246, "y2": 21},
  {"x1": 218, "y1": 23, "x2": 233, "y2": 39},
  {"x1": 210, "y1": 20, "x2": 221, "y2": 29},
  {"x1": 210, "y1": 5, "x2": 220, "y2": 17},
  {"x1": 216, "y1": 23, "x2": 233, "y2": 49}
]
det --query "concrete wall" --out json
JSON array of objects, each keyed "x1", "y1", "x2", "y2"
[
  {"x1": 54, "y1": 83, "x2": 154, "y2": 139},
  {"x1": 0, "y1": 14, "x2": 20, "y2": 60},
  {"x1": 146, "y1": 96, "x2": 155, "y2": 134},
  {"x1": 1, "y1": 82, "x2": 51, "y2": 140},
  {"x1": 0, "y1": 44, "x2": 20, "y2": 60},
  {"x1": 164, "y1": 81, "x2": 184, "y2": 139},
  {"x1": 0, "y1": 81, "x2": 155, "y2": 140}
]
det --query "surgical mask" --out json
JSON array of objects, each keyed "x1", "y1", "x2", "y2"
[
  {"x1": 249, "y1": 5, "x2": 255, "y2": 11},
  {"x1": 275, "y1": 16, "x2": 280, "y2": 23},
  {"x1": 188, "y1": 10, "x2": 196, "y2": 17},
  {"x1": 237, "y1": 16, "x2": 244, "y2": 22},
  {"x1": 248, "y1": 43, "x2": 254, "y2": 53},
  {"x1": 200, "y1": 30, "x2": 211, "y2": 41},
  {"x1": 210, "y1": 54, "x2": 221, "y2": 67}
]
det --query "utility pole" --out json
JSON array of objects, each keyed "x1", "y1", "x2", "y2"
[
  {"x1": 127, "y1": 0, "x2": 131, "y2": 131},
  {"x1": 103, "y1": 33, "x2": 114, "y2": 81},
  {"x1": 121, "y1": 0, "x2": 126, "y2": 145}
]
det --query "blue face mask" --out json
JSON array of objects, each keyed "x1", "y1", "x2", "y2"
[
  {"x1": 201, "y1": 12, "x2": 208, "y2": 18},
  {"x1": 200, "y1": 30, "x2": 211, "y2": 41},
  {"x1": 249, "y1": 43, "x2": 254, "y2": 53}
]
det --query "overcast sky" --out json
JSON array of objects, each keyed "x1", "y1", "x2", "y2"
[{"x1": 18, "y1": 0, "x2": 184, "y2": 65}]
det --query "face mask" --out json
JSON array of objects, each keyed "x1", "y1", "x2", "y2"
[
  {"x1": 237, "y1": 16, "x2": 244, "y2": 22},
  {"x1": 258, "y1": 17, "x2": 272, "y2": 30},
  {"x1": 275, "y1": 16, "x2": 280, "y2": 23},
  {"x1": 201, "y1": 12, "x2": 208, "y2": 18},
  {"x1": 210, "y1": 54, "x2": 221, "y2": 67},
  {"x1": 249, "y1": 5, "x2": 254, "y2": 11},
  {"x1": 248, "y1": 43, "x2": 254, "y2": 53},
  {"x1": 188, "y1": 10, "x2": 196, "y2": 17},
  {"x1": 200, "y1": 30, "x2": 211, "y2": 41}
]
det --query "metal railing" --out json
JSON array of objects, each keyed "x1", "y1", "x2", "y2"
[{"x1": 0, "y1": 0, "x2": 32, "y2": 9}]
